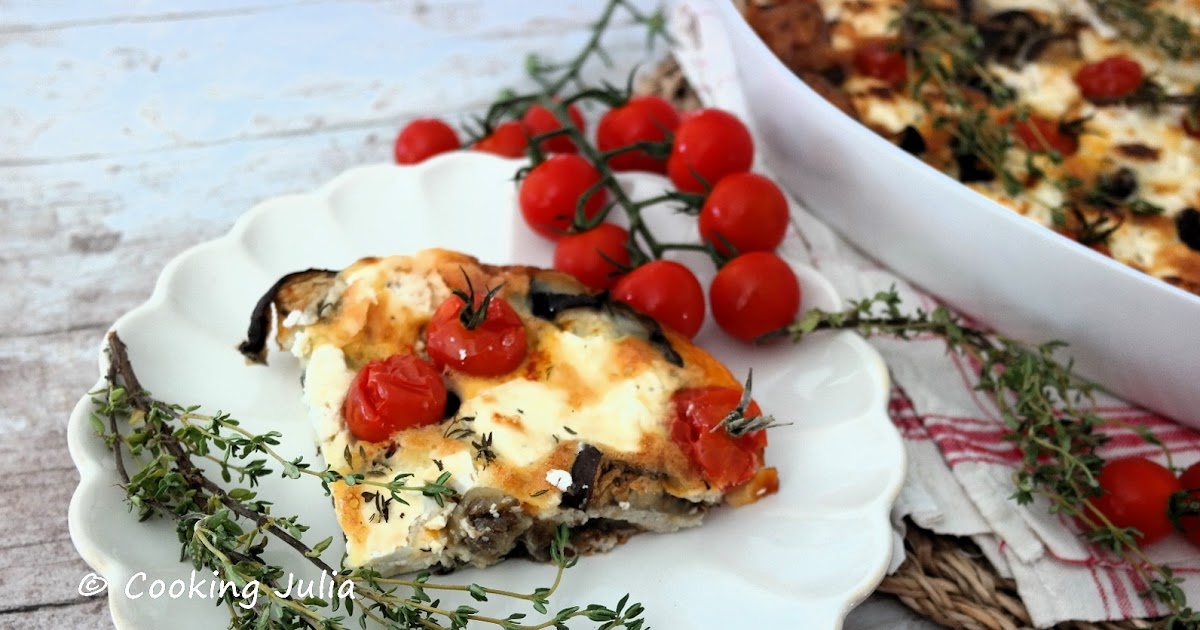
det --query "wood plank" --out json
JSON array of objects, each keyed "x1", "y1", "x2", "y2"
[
  {"x1": 0, "y1": 3, "x2": 655, "y2": 161},
  {"x1": 0, "y1": 327, "x2": 106, "y2": 430},
  {"x1": 1, "y1": 0, "x2": 640, "y2": 35},
  {"x1": 1, "y1": 18, "x2": 663, "y2": 338},
  {"x1": 0, "y1": 540, "x2": 96, "y2": 606},
  {"x1": 0, "y1": 1, "x2": 330, "y2": 32},
  {"x1": 0, "y1": 329, "x2": 102, "y2": 611},
  {"x1": 0, "y1": 598, "x2": 109, "y2": 629}
]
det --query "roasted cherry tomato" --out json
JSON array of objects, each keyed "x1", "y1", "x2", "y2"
[
  {"x1": 1176, "y1": 461, "x2": 1200, "y2": 547},
  {"x1": 343, "y1": 354, "x2": 447, "y2": 442},
  {"x1": 394, "y1": 118, "x2": 460, "y2": 165},
  {"x1": 670, "y1": 387, "x2": 768, "y2": 491},
  {"x1": 518, "y1": 154, "x2": 608, "y2": 240},
  {"x1": 426, "y1": 288, "x2": 528, "y2": 376},
  {"x1": 1075, "y1": 55, "x2": 1144, "y2": 100},
  {"x1": 472, "y1": 121, "x2": 528, "y2": 158},
  {"x1": 666, "y1": 108, "x2": 754, "y2": 194},
  {"x1": 611, "y1": 260, "x2": 705, "y2": 339},
  {"x1": 553, "y1": 223, "x2": 631, "y2": 291},
  {"x1": 1012, "y1": 115, "x2": 1079, "y2": 156},
  {"x1": 699, "y1": 172, "x2": 790, "y2": 256},
  {"x1": 596, "y1": 95, "x2": 680, "y2": 173},
  {"x1": 709, "y1": 252, "x2": 801, "y2": 342},
  {"x1": 1086, "y1": 457, "x2": 1181, "y2": 546},
  {"x1": 521, "y1": 102, "x2": 586, "y2": 153},
  {"x1": 854, "y1": 38, "x2": 907, "y2": 87}
]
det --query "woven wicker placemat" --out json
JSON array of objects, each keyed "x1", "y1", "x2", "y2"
[{"x1": 636, "y1": 56, "x2": 1153, "y2": 630}]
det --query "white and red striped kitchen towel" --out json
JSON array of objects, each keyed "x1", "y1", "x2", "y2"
[{"x1": 668, "y1": 2, "x2": 1200, "y2": 626}]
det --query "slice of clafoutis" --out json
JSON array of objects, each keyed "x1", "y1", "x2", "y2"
[{"x1": 239, "y1": 248, "x2": 777, "y2": 575}]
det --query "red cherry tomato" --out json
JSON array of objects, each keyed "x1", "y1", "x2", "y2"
[
  {"x1": 518, "y1": 154, "x2": 608, "y2": 240},
  {"x1": 552, "y1": 223, "x2": 631, "y2": 291},
  {"x1": 425, "y1": 291, "x2": 528, "y2": 377},
  {"x1": 521, "y1": 102, "x2": 586, "y2": 154},
  {"x1": 394, "y1": 118, "x2": 460, "y2": 165},
  {"x1": 854, "y1": 38, "x2": 908, "y2": 87},
  {"x1": 1075, "y1": 55, "x2": 1144, "y2": 100},
  {"x1": 342, "y1": 354, "x2": 447, "y2": 442},
  {"x1": 1086, "y1": 457, "x2": 1180, "y2": 546},
  {"x1": 670, "y1": 387, "x2": 768, "y2": 491},
  {"x1": 596, "y1": 95, "x2": 681, "y2": 173},
  {"x1": 667, "y1": 109, "x2": 754, "y2": 194},
  {"x1": 1183, "y1": 112, "x2": 1200, "y2": 140},
  {"x1": 472, "y1": 121, "x2": 528, "y2": 158},
  {"x1": 699, "y1": 172, "x2": 790, "y2": 256},
  {"x1": 1174, "y1": 461, "x2": 1200, "y2": 548},
  {"x1": 1012, "y1": 115, "x2": 1079, "y2": 156},
  {"x1": 611, "y1": 260, "x2": 705, "y2": 339},
  {"x1": 709, "y1": 252, "x2": 801, "y2": 342}
]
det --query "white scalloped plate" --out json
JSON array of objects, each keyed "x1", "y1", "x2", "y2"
[{"x1": 67, "y1": 152, "x2": 904, "y2": 630}]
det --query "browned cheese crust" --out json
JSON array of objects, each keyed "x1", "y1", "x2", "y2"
[
  {"x1": 743, "y1": 0, "x2": 1200, "y2": 295},
  {"x1": 243, "y1": 248, "x2": 775, "y2": 573}
]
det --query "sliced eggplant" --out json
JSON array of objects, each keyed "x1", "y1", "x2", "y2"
[
  {"x1": 238, "y1": 269, "x2": 336, "y2": 364},
  {"x1": 1178, "y1": 208, "x2": 1200, "y2": 252},
  {"x1": 528, "y1": 277, "x2": 684, "y2": 367},
  {"x1": 561, "y1": 444, "x2": 604, "y2": 510}
]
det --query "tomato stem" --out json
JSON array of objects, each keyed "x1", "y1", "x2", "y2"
[{"x1": 451, "y1": 269, "x2": 504, "y2": 331}]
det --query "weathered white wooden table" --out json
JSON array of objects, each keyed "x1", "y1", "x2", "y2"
[{"x1": 0, "y1": 2, "x2": 940, "y2": 627}]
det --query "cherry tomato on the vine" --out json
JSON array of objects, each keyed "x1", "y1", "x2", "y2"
[
  {"x1": 667, "y1": 108, "x2": 754, "y2": 194},
  {"x1": 699, "y1": 172, "x2": 790, "y2": 256},
  {"x1": 1086, "y1": 456, "x2": 1180, "y2": 546},
  {"x1": 521, "y1": 102, "x2": 586, "y2": 154},
  {"x1": 670, "y1": 387, "x2": 768, "y2": 491},
  {"x1": 611, "y1": 260, "x2": 705, "y2": 339},
  {"x1": 518, "y1": 154, "x2": 608, "y2": 240},
  {"x1": 596, "y1": 95, "x2": 680, "y2": 173},
  {"x1": 472, "y1": 121, "x2": 528, "y2": 158},
  {"x1": 854, "y1": 38, "x2": 908, "y2": 88},
  {"x1": 394, "y1": 118, "x2": 460, "y2": 165},
  {"x1": 1012, "y1": 115, "x2": 1079, "y2": 156},
  {"x1": 552, "y1": 223, "x2": 631, "y2": 291},
  {"x1": 709, "y1": 252, "x2": 801, "y2": 342},
  {"x1": 1074, "y1": 55, "x2": 1144, "y2": 100},
  {"x1": 343, "y1": 354, "x2": 447, "y2": 442},
  {"x1": 1174, "y1": 461, "x2": 1200, "y2": 547}
]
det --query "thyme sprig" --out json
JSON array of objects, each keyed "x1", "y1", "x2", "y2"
[
  {"x1": 895, "y1": 1, "x2": 1177, "y2": 243},
  {"x1": 899, "y1": 4, "x2": 1050, "y2": 198},
  {"x1": 452, "y1": 268, "x2": 505, "y2": 332},
  {"x1": 1085, "y1": 0, "x2": 1200, "y2": 61},
  {"x1": 781, "y1": 289, "x2": 1199, "y2": 625},
  {"x1": 712, "y1": 370, "x2": 785, "y2": 437},
  {"x1": 91, "y1": 332, "x2": 648, "y2": 630}
]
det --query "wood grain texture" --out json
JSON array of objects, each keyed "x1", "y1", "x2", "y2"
[{"x1": 0, "y1": 0, "x2": 941, "y2": 628}]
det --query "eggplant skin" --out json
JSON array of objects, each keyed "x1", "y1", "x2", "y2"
[
  {"x1": 238, "y1": 268, "x2": 336, "y2": 364},
  {"x1": 528, "y1": 279, "x2": 684, "y2": 367}
]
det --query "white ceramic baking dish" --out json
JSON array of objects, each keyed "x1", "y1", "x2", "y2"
[{"x1": 683, "y1": 0, "x2": 1200, "y2": 427}]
